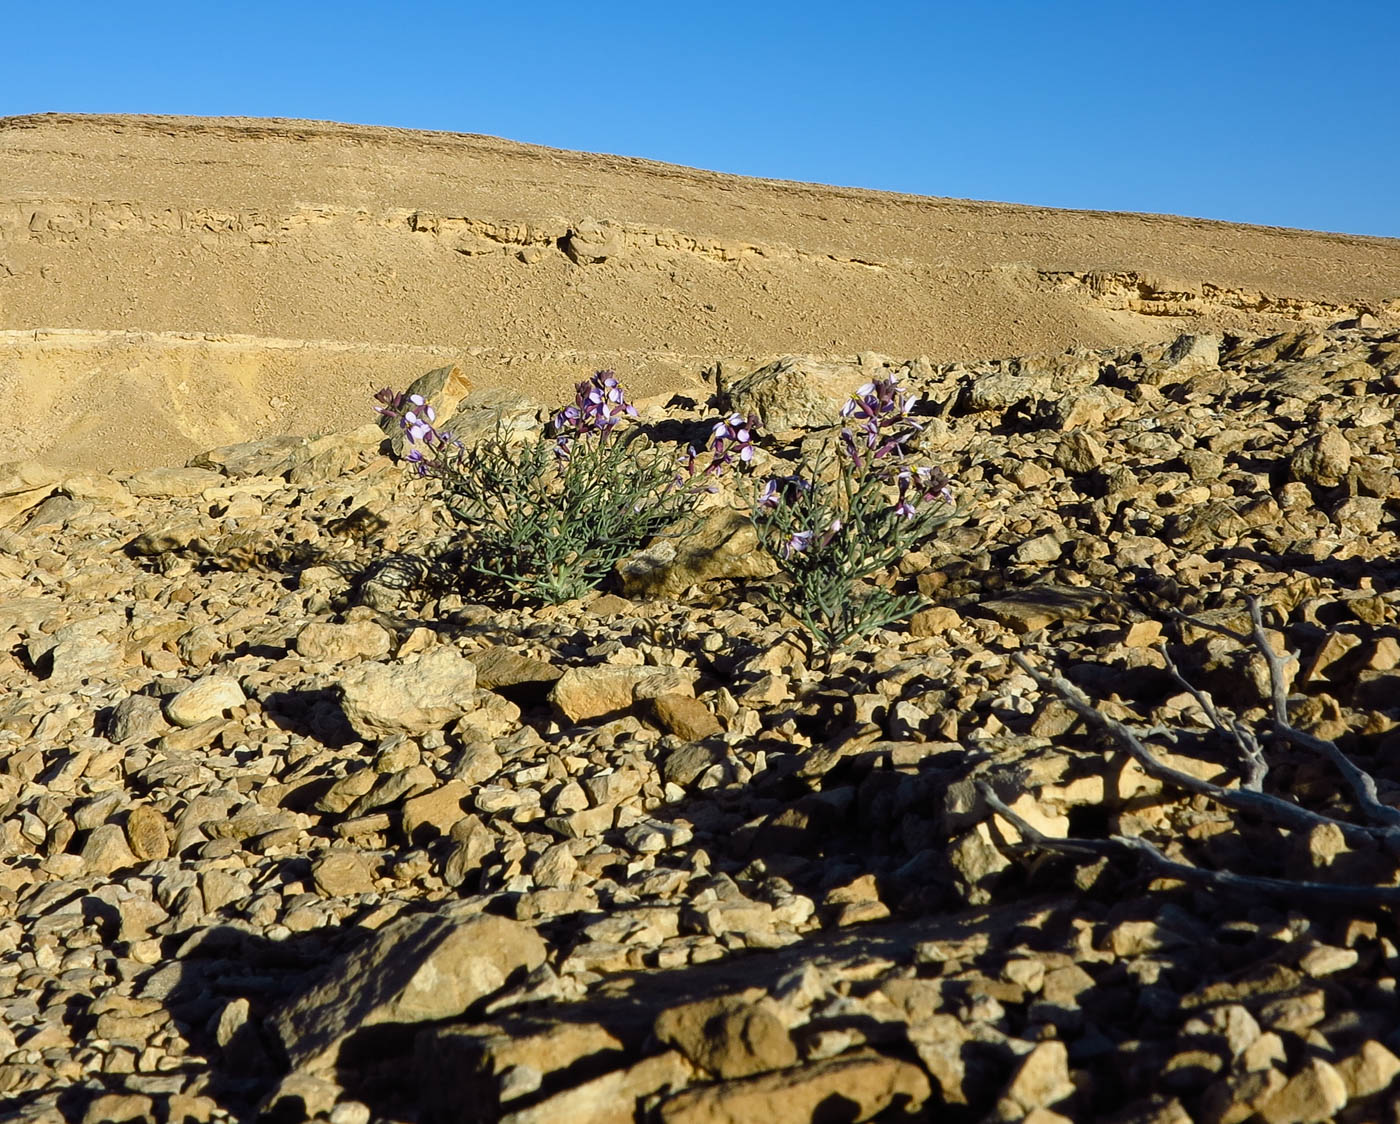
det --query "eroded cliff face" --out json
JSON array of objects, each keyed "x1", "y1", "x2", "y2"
[{"x1": 2, "y1": 113, "x2": 1398, "y2": 469}]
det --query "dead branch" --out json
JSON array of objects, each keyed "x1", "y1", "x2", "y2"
[
  {"x1": 1242, "y1": 596, "x2": 1400, "y2": 833},
  {"x1": 977, "y1": 781, "x2": 1400, "y2": 908},
  {"x1": 1159, "y1": 643, "x2": 1268, "y2": 791},
  {"x1": 1010, "y1": 652, "x2": 1398, "y2": 851},
  {"x1": 1166, "y1": 596, "x2": 1400, "y2": 834}
]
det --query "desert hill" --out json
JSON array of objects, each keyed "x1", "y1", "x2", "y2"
[{"x1": 2, "y1": 112, "x2": 1398, "y2": 470}]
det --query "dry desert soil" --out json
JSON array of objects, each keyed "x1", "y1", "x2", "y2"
[
  {"x1": 2, "y1": 112, "x2": 1398, "y2": 471},
  {"x1": 5, "y1": 115, "x2": 1400, "y2": 1124}
]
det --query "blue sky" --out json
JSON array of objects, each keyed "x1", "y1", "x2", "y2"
[{"x1": 4, "y1": 1, "x2": 1397, "y2": 238}]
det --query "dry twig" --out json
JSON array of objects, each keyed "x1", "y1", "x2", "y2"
[
  {"x1": 977, "y1": 781, "x2": 1400, "y2": 907},
  {"x1": 997, "y1": 597, "x2": 1400, "y2": 905},
  {"x1": 1010, "y1": 651, "x2": 1392, "y2": 850},
  {"x1": 1240, "y1": 596, "x2": 1400, "y2": 834}
]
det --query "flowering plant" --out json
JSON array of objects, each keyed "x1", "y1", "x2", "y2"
[
  {"x1": 376, "y1": 372, "x2": 754, "y2": 605},
  {"x1": 752, "y1": 376, "x2": 956, "y2": 649}
]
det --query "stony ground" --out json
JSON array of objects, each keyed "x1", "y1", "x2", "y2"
[{"x1": 5, "y1": 322, "x2": 1400, "y2": 1124}]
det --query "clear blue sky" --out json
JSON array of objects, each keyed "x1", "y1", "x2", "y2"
[{"x1": 4, "y1": 1, "x2": 1397, "y2": 238}]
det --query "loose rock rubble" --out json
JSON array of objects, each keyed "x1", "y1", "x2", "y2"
[{"x1": 4, "y1": 322, "x2": 1400, "y2": 1123}]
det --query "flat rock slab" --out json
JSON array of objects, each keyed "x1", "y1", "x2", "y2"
[{"x1": 272, "y1": 909, "x2": 547, "y2": 1072}]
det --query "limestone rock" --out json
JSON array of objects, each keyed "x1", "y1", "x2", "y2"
[
  {"x1": 999, "y1": 1040, "x2": 1076, "y2": 1115},
  {"x1": 562, "y1": 219, "x2": 626, "y2": 265},
  {"x1": 401, "y1": 781, "x2": 471, "y2": 843},
  {"x1": 1054, "y1": 431, "x2": 1106, "y2": 474},
  {"x1": 124, "y1": 466, "x2": 225, "y2": 497},
  {"x1": 1255, "y1": 1058, "x2": 1347, "y2": 1124},
  {"x1": 189, "y1": 435, "x2": 312, "y2": 478},
  {"x1": 1333, "y1": 1040, "x2": 1400, "y2": 1099},
  {"x1": 1290, "y1": 429, "x2": 1353, "y2": 487},
  {"x1": 311, "y1": 851, "x2": 378, "y2": 897},
  {"x1": 273, "y1": 910, "x2": 548, "y2": 1072},
  {"x1": 654, "y1": 993, "x2": 797, "y2": 1078},
  {"x1": 81, "y1": 823, "x2": 138, "y2": 876},
  {"x1": 717, "y1": 355, "x2": 872, "y2": 431},
  {"x1": 337, "y1": 646, "x2": 480, "y2": 738},
  {"x1": 379, "y1": 364, "x2": 473, "y2": 456},
  {"x1": 497, "y1": 1051, "x2": 692, "y2": 1124},
  {"x1": 650, "y1": 694, "x2": 723, "y2": 739},
  {"x1": 0, "y1": 460, "x2": 62, "y2": 527},
  {"x1": 469, "y1": 646, "x2": 563, "y2": 693},
  {"x1": 296, "y1": 620, "x2": 393, "y2": 663},
  {"x1": 655, "y1": 1051, "x2": 929, "y2": 1123},
  {"x1": 165, "y1": 676, "x2": 246, "y2": 728},
  {"x1": 124, "y1": 805, "x2": 170, "y2": 861},
  {"x1": 550, "y1": 665, "x2": 699, "y2": 723},
  {"x1": 618, "y1": 508, "x2": 777, "y2": 598}
]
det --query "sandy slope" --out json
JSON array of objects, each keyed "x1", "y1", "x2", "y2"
[{"x1": 2, "y1": 112, "x2": 1398, "y2": 470}]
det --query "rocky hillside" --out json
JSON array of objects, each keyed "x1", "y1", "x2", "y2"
[
  {"x1": 3, "y1": 321, "x2": 1400, "y2": 1122},
  {"x1": 3, "y1": 114, "x2": 1399, "y2": 471}
]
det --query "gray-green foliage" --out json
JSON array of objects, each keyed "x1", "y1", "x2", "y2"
[
  {"x1": 752, "y1": 451, "x2": 957, "y2": 649},
  {"x1": 440, "y1": 427, "x2": 698, "y2": 605},
  {"x1": 751, "y1": 375, "x2": 957, "y2": 650}
]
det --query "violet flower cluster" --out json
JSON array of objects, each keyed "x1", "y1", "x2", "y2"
[
  {"x1": 749, "y1": 372, "x2": 957, "y2": 648},
  {"x1": 839, "y1": 376, "x2": 922, "y2": 471},
  {"x1": 677, "y1": 412, "x2": 761, "y2": 483},
  {"x1": 550, "y1": 371, "x2": 638, "y2": 459},
  {"x1": 374, "y1": 388, "x2": 461, "y2": 476},
  {"x1": 759, "y1": 375, "x2": 953, "y2": 561}
]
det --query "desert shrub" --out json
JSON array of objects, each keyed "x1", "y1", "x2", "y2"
[
  {"x1": 751, "y1": 376, "x2": 957, "y2": 649},
  {"x1": 376, "y1": 369, "x2": 954, "y2": 627},
  {"x1": 375, "y1": 373, "x2": 749, "y2": 605}
]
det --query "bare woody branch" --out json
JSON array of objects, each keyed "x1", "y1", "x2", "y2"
[
  {"x1": 1158, "y1": 644, "x2": 1268, "y2": 792},
  {"x1": 1241, "y1": 595, "x2": 1400, "y2": 834},
  {"x1": 1010, "y1": 652, "x2": 1400, "y2": 852},
  {"x1": 977, "y1": 781, "x2": 1400, "y2": 908}
]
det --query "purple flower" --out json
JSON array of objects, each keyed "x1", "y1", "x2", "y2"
[
  {"x1": 757, "y1": 474, "x2": 811, "y2": 510},
  {"x1": 702, "y1": 413, "x2": 759, "y2": 476},
  {"x1": 838, "y1": 376, "x2": 923, "y2": 470},
  {"x1": 373, "y1": 386, "x2": 464, "y2": 479},
  {"x1": 402, "y1": 405, "x2": 436, "y2": 444},
  {"x1": 782, "y1": 530, "x2": 814, "y2": 558},
  {"x1": 551, "y1": 371, "x2": 639, "y2": 445}
]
